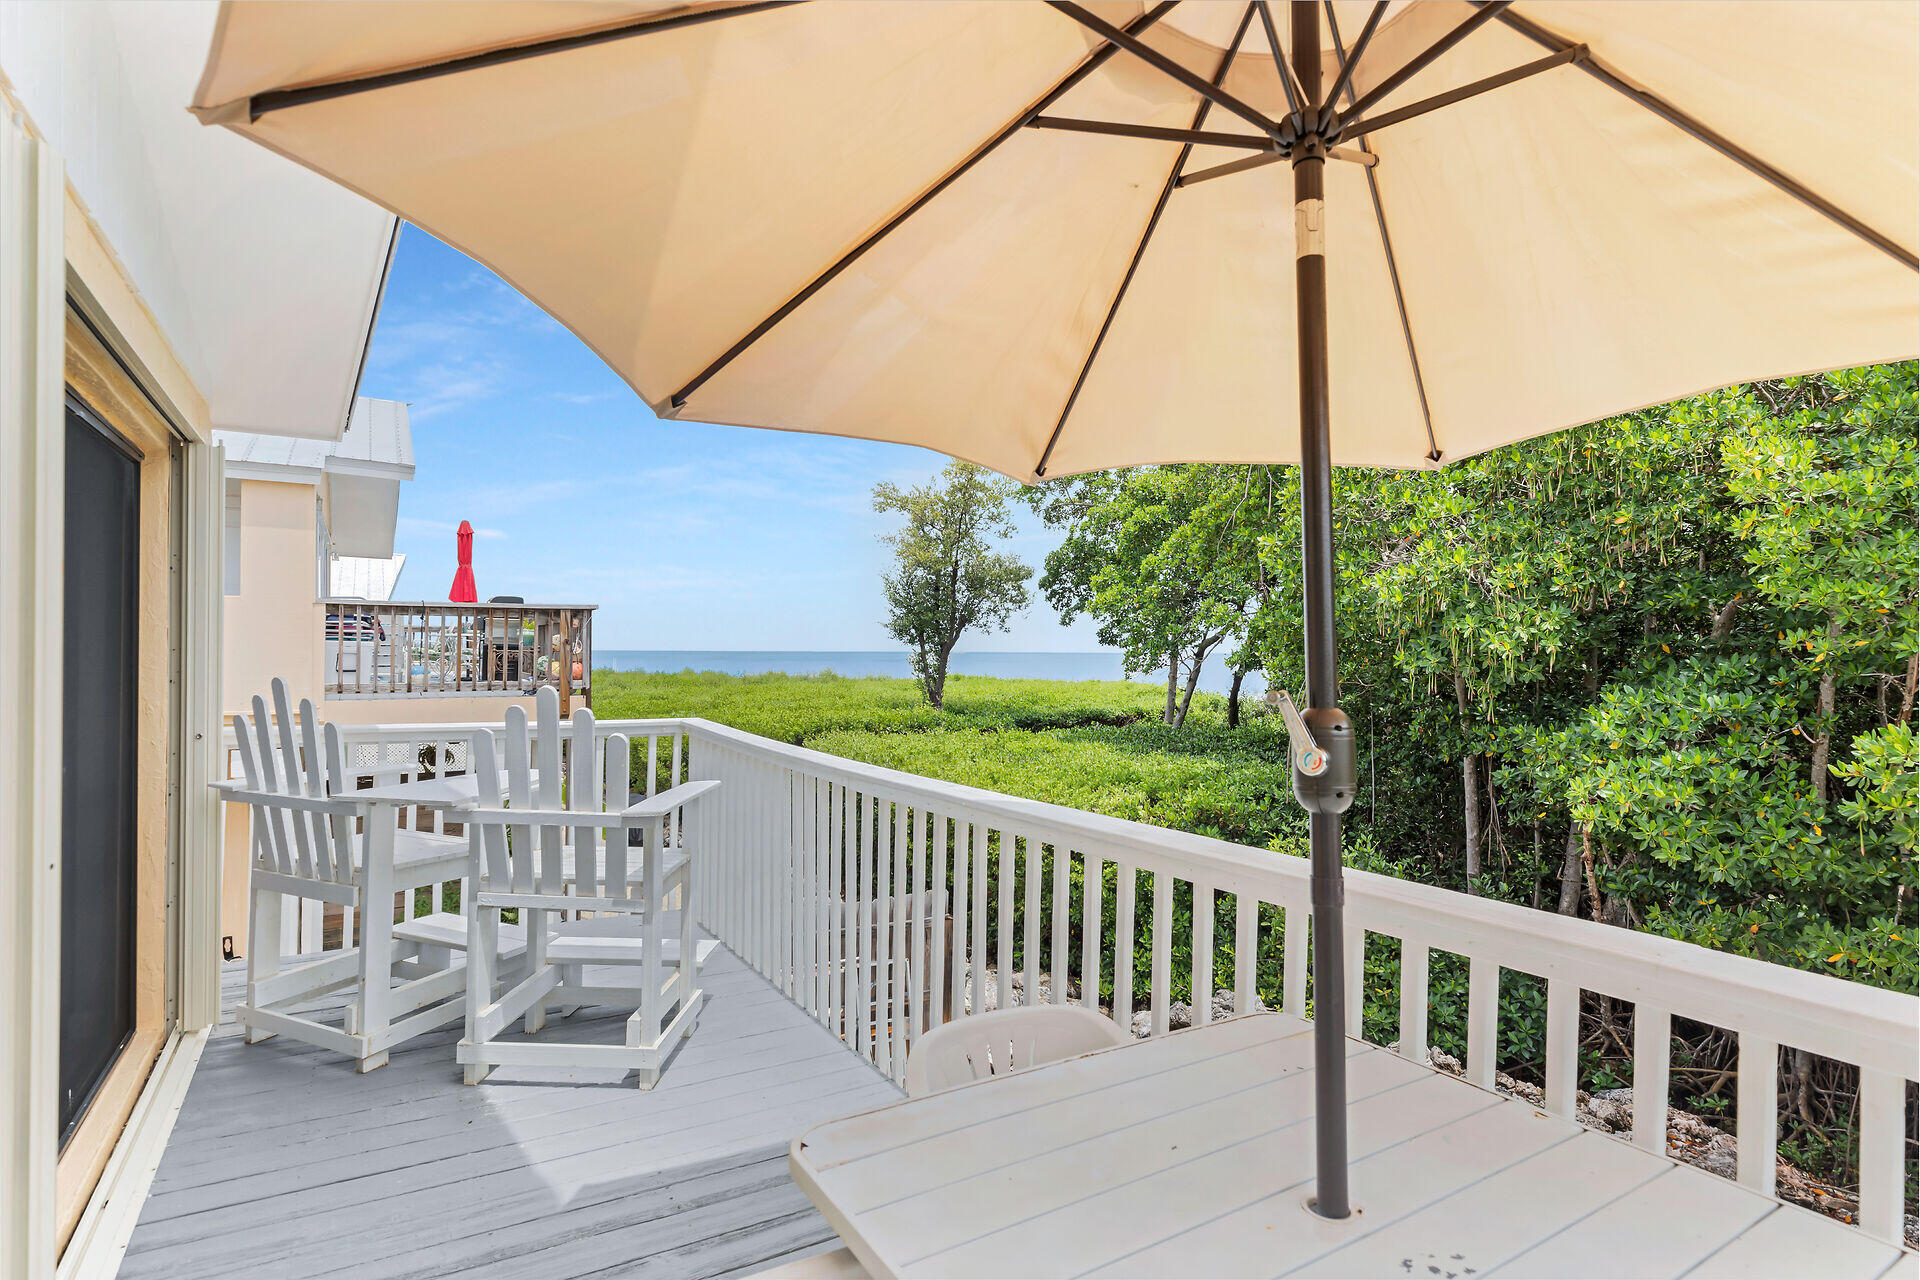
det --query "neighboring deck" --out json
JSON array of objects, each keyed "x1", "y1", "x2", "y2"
[{"x1": 121, "y1": 942, "x2": 901, "y2": 1279}]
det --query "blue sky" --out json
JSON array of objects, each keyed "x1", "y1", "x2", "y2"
[{"x1": 357, "y1": 226, "x2": 1105, "y2": 652}]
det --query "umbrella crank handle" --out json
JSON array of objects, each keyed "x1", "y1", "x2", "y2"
[{"x1": 1276, "y1": 690, "x2": 1357, "y2": 816}]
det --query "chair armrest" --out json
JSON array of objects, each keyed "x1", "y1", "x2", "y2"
[
  {"x1": 457, "y1": 805, "x2": 648, "y2": 830},
  {"x1": 621, "y1": 779, "x2": 721, "y2": 820},
  {"x1": 214, "y1": 786, "x2": 366, "y2": 816},
  {"x1": 209, "y1": 779, "x2": 248, "y2": 795}
]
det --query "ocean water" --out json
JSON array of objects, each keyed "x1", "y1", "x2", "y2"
[{"x1": 595, "y1": 650, "x2": 1268, "y2": 699}]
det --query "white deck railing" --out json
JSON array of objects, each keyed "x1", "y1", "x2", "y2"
[{"x1": 230, "y1": 714, "x2": 1918, "y2": 1246}]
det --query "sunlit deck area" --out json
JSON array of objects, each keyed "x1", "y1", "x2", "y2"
[
  {"x1": 131, "y1": 712, "x2": 1917, "y2": 1279},
  {"x1": 120, "y1": 944, "x2": 899, "y2": 1279}
]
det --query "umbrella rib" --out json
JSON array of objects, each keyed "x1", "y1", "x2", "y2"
[
  {"x1": 1338, "y1": 44, "x2": 1586, "y2": 144},
  {"x1": 1254, "y1": 1, "x2": 1308, "y2": 135},
  {"x1": 1047, "y1": 2, "x2": 1284, "y2": 143},
  {"x1": 1029, "y1": 117, "x2": 1275, "y2": 150},
  {"x1": 247, "y1": 1, "x2": 802, "y2": 122},
  {"x1": 1324, "y1": 0, "x2": 1441, "y2": 464},
  {"x1": 1034, "y1": 2, "x2": 1261, "y2": 479},
  {"x1": 1317, "y1": 2, "x2": 1388, "y2": 132},
  {"x1": 1176, "y1": 38, "x2": 1577, "y2": 191},
  {"x1": 1481, "y1": 3, "x2": 1917, "y2": 271},
  {"x1": 1340, "y1": 1, "x2": 1512, "y2": 123},
  {"x1": 667, "y1": 1, "x2": 1181, "y2": 411}
]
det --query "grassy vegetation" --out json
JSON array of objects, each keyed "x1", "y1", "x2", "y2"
[{"x1": 591, "y1": 667, "x2": 1169, "y2": 742}]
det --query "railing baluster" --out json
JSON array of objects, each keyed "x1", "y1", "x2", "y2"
[
  {"x1": 909, "y1": 806, "x2": 926, "y2": 1041},
  {"x1": 996, "y1": 828, "x2": 1014, "y2": 1013},
  {"x1": 1190, "y1": 878, "x2": 1213, "y2": 1027},
  {"x1": 921, "y1": 817, "x2": 936, "y2": 1028},
  {"x1": 874, "y1": 797, "x2": 893, "y2": 1077},
  {"x1": 950, "y1": 816, "x2": 970, "y2": 1018},
  {"x1": 1398, "y1": 937, "x2": 1429, "y2": 1061},
  {"x1": 1858, "y1": 1066, "x2": 1905, "y2": 1242},
  {"x1": 1233, "y1": 894, "x2": 1256, "y2": 1016},
  {"x1": 1050, "y1": 841, "x2": 1070, "y2": 1006},
  {"x1": 1466, "y1": 956, "x2": 1498, "y2": 1088},
  {"x1": 1736, "y1": 1035, "x2": 1778, "y2": 1196},
  {"x1": 1081, "y1": 853, "x2": 1103, "y2": 1014},
  {"x1": 854, "y1": 791, "x2": 869, "y2": 1062},
  {"x1": 1112, "y1": 859, "x2": 1135, "y2": 1033},
  {"x1": 1149, "y1": 871, "x2": 1172, "y2": 1037},
  {"x1": 1282, "y1": 901, "x2": 1307, "y2": 1017},
  {"x1": 1545, "y1": 977, "x2": 1579, "y2": 1117},
  {"x1": 826, "y1": 782, "x2": 842, "y2": 1038},
  {"x1": 1022, "y1": 832, "x2": 1040, "y2": 1004},
  {"x1": 892, "y1": 801, "x2": 909, "y2": 1070},
  {"x1": 1344, "y1": 925, "x2": 1365, "y2": 1038},
  {"x1": 1632, "y1": 1003, "x2": 1670, "y2": 1152}
]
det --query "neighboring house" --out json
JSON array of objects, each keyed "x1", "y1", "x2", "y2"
[
  {"x1": 213, "y1": 403, "x2": 586, "y2": 961},
  {"x1": 0, "y1": 4, "x2": 394, "y2": 1273}
]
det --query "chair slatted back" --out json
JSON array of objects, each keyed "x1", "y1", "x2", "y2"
[
  {"x1": 534, "y1": 688, "x2": 564, "y2": 893},
  {"x1": 569, "y1": 706, "x2": 599, "y2": 901},
  {"x1": 603, "y1": 734, "x2": 630, "y2": 898},
  {"x1": 469, "y1": 687, "x2": 635, "y2": 903},
  {"x1": 233, "y1": 679, "x2": 356, "y2": 886}
]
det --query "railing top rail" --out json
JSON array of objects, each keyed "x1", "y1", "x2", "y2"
[
  {"x1": 320, "y1": 597, "x2": 600, "y2": 611},
  {"x1": 679, "y1": 718, "x2": 1920, "y2": 1077}
]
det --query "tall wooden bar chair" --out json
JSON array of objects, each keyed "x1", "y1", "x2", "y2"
[
  {"x1": 220, "y1": 677, "x2": 523, "y2": 1070},
  {"x1": 458, "y1": 686, "x2": 718, "y2": 1088}
]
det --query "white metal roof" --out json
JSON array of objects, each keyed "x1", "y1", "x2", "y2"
[
  {"x1": 217, "y1": 397, "x2": 413, "y2": 481},
  {"x1": 329, "y1": 554, "x2": 406, "y2": 602},
  {"x1": 219, "y1": 398, "x2": 413, "y2": 558}
]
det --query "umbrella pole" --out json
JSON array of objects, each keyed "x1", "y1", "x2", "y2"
[{"x1": 1291, "y1": 0, "x2": 1358, "y2": 1221}]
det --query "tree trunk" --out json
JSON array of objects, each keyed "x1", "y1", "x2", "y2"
[
  {"x1": 1899, "y1": 651, "x2": 1919, "y2": 726},
  {"x1": 1556, "y1": 824, "x2": 1583, "y2": 915},
  {"x1": 1227, "y1": 666, "x2": 1247, "y2": 728},
  {"x1": 1579, "y1": 825, "x2": 1604, "y2": 924},
  {"x1": 1172, "y1": 657, "x2": 1205, "y2": 729},
  {"x1": 1164, "y1": 647, "x2": 1179, "y2": 726},
  {"x1": 1811, "y1": 613, "x2": 1840, "y2": 803},
  {"x1": 1454, "y1": 671, "x2": 1481, "y2": 893}
]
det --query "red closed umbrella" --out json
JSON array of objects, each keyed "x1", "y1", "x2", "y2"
[{"x1": 448, "y1": 519, "x2": 477, "y2": 603}]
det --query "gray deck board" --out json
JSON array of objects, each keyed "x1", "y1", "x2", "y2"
[{"x1": 121, "y1": 941, "x2": 900, "y2": 1279}]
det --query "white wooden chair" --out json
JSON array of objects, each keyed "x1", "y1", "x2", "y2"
[
  {"x1": 220, "y1": 678, "x2": 523, "y2": 1071},
  {"x1": 903, "y1": 1004, "x2": 1130, "y2": 1097},
  {"x1": 458, "y1": 686, "x2": 719, "y2": 1089}
]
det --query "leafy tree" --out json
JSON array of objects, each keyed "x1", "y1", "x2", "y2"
[
  {"x1": 1027, "y1": 465, "x2": 1268, "y2": 727},
  {"x1": 873, "y1": 461, "x2": 1031, "y2": 709}
]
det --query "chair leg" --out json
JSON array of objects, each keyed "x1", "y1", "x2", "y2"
[
  {"x1": 464, "y1": 903, "x2": 499, "y2": 1086},
  {"x1": 523, "y1": 907, "x2": 549, "y2": 1034},
  {"x1": 356, "y1": 820, "x2": 396, "y2": 1072},
  {"x1": 245, "y1": 886, "x2": 283, "y2": 1044}
]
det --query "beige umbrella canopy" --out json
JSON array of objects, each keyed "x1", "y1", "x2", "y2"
[
  {"x1": 192, "y1": 1, "x2": 1917, "y2": 482},
  {"x1": 192, "y1": 0, "x2": 1918, "y2": 1222}
]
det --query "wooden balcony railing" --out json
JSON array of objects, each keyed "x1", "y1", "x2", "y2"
[{"x1": 321, "y1": 598, "x2": 594, "y2": 704}]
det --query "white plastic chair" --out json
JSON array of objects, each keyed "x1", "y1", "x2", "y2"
[
  {"x1": 903, "y1": 1004, "x2": 1130, "y2": 1097},
  {"x1": 457, "y1": 687, "x2": 719, "y2": 1088},
  {"x1": 219, "y1": 678, "x2": 514, "y2": 1071}
]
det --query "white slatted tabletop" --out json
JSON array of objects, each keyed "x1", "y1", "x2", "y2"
[{"x1": 790, "y1": 1013, "x2": 1913, "y2": 1279}]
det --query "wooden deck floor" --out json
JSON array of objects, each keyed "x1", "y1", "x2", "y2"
[{"x1": 120, "y1": 942, "x2": 901, "y2": 1279}]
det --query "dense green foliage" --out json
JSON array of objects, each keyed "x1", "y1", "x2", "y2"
[{"x1": 593, "y1": 363, "x2": 1916, "y2": 1197}]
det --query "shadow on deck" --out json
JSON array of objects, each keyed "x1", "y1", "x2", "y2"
[{"x1": 121, "y1": 941, "x2": 901, "y2": 1279}]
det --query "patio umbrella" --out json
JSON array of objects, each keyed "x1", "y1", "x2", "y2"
[
  {"x1": 449, "y1": 519, "x2": 478, "y2": 603},
  {"x1": 190, "y1": 0, "x2": 1919, "y2": 1219}
]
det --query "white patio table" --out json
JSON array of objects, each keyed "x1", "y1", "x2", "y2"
[{"x1": 790, "y1": 1012, "x2": 1912, "y2": 1279}]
